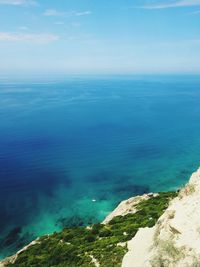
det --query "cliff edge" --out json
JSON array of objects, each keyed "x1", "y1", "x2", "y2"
[{"x1": 122, "y1": 168, "x2": 200, "y2": 267}]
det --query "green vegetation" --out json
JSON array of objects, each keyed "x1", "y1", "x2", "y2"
[{"x1": 7, "y1": 192, "x2": 177, "y2": 267}]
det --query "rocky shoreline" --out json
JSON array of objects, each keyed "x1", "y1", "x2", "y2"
[{"x1": 2, "y1": 168, "x2": 200, "y2": 266}]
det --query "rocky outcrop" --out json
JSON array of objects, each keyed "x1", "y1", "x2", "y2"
[
  {"x1": 122, "y1": 168, "x2": 200, "y2": 267},
  {"x1": 103, "y1": 193, "x2": 158, "y2": 224},
  {"x1": 0, "y1": 239, "x2": 39, "y2": 267}
]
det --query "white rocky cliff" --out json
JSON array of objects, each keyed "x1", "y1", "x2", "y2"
[{"x1": 122, "y1": 168, "x2": 200, "y2": 267}]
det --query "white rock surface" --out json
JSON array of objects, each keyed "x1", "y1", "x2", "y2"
[
  {"x1": 122, "y1": 227, "x2": 155, "y2": 267},
  {"x1": 122, "y1": 168, "x2": 200, "y2": 267},
  {"x1": 103, "y1": 193, "x2": 158, "y2": 224}
]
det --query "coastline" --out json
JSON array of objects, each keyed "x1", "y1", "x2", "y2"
[
  {"x1": 0, "y1": 192, "x2": 177, "y2": 266},
  {"x1": 2, "y1": 168, "x2": 200, "y2": 266}
]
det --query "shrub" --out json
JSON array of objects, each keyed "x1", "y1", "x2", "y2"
[
  {"x1": 85, "y1": 234, "x2": 96, "y2": 242},
  {"x1": 7, "y1": 191, "x2": 176, "y2": 267}
]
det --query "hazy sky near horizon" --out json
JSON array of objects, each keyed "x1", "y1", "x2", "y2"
[{"x1": 0, "y1": 0, "x2": 200, "y2": 75}]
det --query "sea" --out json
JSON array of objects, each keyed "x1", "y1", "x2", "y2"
[{"x1": 0, "y1": 75, "x2": 200, "y2": 259}]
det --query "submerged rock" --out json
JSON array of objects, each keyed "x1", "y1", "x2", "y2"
[{"x1": 0, "y1": 227, "x2": 21, "y2": 248}]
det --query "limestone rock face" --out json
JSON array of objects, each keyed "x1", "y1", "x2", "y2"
[
  {"x1": 103, "y1": 193, "x2": 158, "y2": 224},
  {"x1": 122, "y1": 168, "x2": 200, "y2": 267}
]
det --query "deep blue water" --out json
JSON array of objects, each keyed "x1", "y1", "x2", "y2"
[{"x1": 0, "y1": 75, "x2": 200, "y2": 258}]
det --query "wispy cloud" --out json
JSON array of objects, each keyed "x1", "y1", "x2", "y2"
[
  {"x1": 0, "y1": 32, "x2": 59, "y2": 43},
  {"x1": 0, "y1": 0, "x2": 37, "y2": 6},
  {"x1": 75, "y1": 11, "x2": 92, "y2": 16},
  {"x1": 43, "y1": 9, "x2": 65, "y2": 17},
  {"x1": 141, "y1": 0, "x2": 200, "y2": 9},
  {"x1": 43, "y1": 9, "x2": 92, "y2": 17}
]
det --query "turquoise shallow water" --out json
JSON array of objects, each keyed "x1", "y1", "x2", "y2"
[{"x1": 0, "y1": 75, "x2": 200, "y2": 258}]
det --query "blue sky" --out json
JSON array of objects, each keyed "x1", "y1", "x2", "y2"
[{"x1": 0, "y1": 0, "x2": 200, "y2": 75}]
